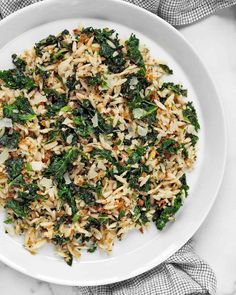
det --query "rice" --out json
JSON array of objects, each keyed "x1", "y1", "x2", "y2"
[{"x1": 0, "y1": 27, "x2": 200, "y2": 265}]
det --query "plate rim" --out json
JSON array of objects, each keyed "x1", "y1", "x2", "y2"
[{"x1": 0, "y1": 0, "x2": 227, "y2": 286}]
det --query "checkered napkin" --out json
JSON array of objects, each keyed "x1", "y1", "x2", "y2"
[{"x1": 1, "y1": 0, "x2": 234, "y2": 294}]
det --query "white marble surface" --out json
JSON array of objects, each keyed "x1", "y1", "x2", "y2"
[{"x1": 0, "y1": 6, "x2": 236, "y2": 295}]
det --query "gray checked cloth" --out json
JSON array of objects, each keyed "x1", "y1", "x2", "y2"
[{"x1": 1, "y1": 0, "x2": 235, "y2": 294}]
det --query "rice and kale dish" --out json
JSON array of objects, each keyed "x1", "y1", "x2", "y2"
[{"x1": 0, "y1": 27, "x2": 200, "y2": 265}]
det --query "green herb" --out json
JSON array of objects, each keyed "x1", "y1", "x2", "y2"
[
  {"x1": 0, "y1": 69, "x2": 36, "y2": 90},
  {"x1": 157, "y1": 138, "x2": 180, "y2": 158},
  {"x1": 183, "y1": 102, "x2": 200, "y2": 131},
  {"x1": 126, "y1": 34, "x2": 145, "y2": 68},
  {"x1": 4, "y1": 218, "x2": 13, "y2": 224},
  {"x1": 118, "y1": 210, "x2": 126, "y2": 220},
  {"x1": 160, "y1": 82, "x2": 187, "y2": 97},
  {"x1": 58, "y1": 182, "x2": 77, "y2": 216},
  {"x1": 127, "y1": 146, "x2": 147, "y2": 164},
  {"x1": 5, "y1": 157, "x2": 23, "y2": 181},
  {"x1": 44, "y1": 88, "x2": 68, "y2": 117},
  {"x1": 82, "y1": 27, "x2": 126, "y2": 73},
  {"x1": 159, "y1": 64, "x2": 173, "y2": 74},
  {"x1": 45, "y1": 147, "x2": 78, "y2": 182},
  {"x1": 51, "y1": 48, "x2": 68, "y2": 62},
  {"x1": 34, "y1": 35, "x2": 58, "y2": 57},
  {"x1": 86, "y1": 217, "x2": 101, "y2": 229},
  {"x1": 0, "y1": 129, "x2": 20, "y2": 149},
  {"x1": 66, "y1": 74, "x2": 77, "y2": 91},
  {"x1": 153, "y1": 174, "x2": 189, "y2": 230},
  {"x1": 72, "y1": 213, "x2": 80, "y2": 223},
  {"x1": 52, "y1": 234, "x2": 70, "y2": 245},
  {"x1": 74, "y1": 186, "x2": 96, "y2": 206},
  {"x1": 54, "y1": 216, "x2": 70, "y2": 231},
  {"x1": 99, "y1": 214, "x2": 109, "y2": 225},
  {"x1": 35, "y1": 65, "x2": 50, "y2": 79},
  {"x1": 12, "y1": 54, "x2": 27, "y2": 72},
  {"x1": 65, "y1": 253, "x2": 73, "y2": 266},
  {"x1": 87, "y1": 74, "x2": 103, "y2": 86},
  {"x1": 87, "y1": 244, "x2": 97, "y2": 253},
  {"x1": 187, "y1": 133, "x2": 199, "y2": 146},
  {"x1": 3, "y1": 96, "x2": 36, "y2": 123},
  {"x1": 5, "y1": 199, "x2": 27, "y2": 218}
]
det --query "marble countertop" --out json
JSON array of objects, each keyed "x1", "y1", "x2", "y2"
[{"x1": 0, "y1": 6, "x2": 236, "y2": 295}]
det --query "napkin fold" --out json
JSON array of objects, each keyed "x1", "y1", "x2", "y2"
[
  {"x1": 1, "y1": 0, "x2": 236, "y2": 25},
  {"x1": 1, "y1": 0, "x2": 234, "y2": 294},
  {"x1": 79, "y1": 240, "x2": 216, "y2": 295}
]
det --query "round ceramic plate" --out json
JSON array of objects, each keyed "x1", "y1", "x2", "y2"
[{"x1": 0, "y1": 0, "x2": 226, "y2": 286}]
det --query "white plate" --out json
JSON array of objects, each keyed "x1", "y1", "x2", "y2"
[{"x1": 0, "y1": 0, "x2": 226, "y2": 286}]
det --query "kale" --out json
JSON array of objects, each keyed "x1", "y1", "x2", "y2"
[
  {"x1": 54, "y1": 215, "x2": 70, "y2": 230},
  {"x1": 160, "y1": 82, "x2": 187, "y2": 97},
  {"x1": 187, "y1": 133, "x2": 199, "y2": 146},
  {"x1": 87, "y1": 244, "x2": 97, "y2": 253},
  {"x1": 58, "y1": 182, "x2": 77, "y2": 216},
  {"x1": 126, "y1": 34, "x2": 145, "y2": 68},
  {"x1": 44, "y1": 88, "x2": 68, "y2": 117},
  {"x1": 98, "y1": 214, "x2": 109, "y2": 225},
  {"x1": 17, "y1": 181, "x2": 40, "y2": 202},
  {"x1": 179, "y1": 174, "x2": 189, "y2": 197},
  {"x1": 65, "y1": 253, "x2": 73, "y2": 266},
  {"x1": 86, "y1": 217, "x2": 101, "y2": 230},
  {"x1": 157, "y1": 138, "x2": 180, "y2": 158},
  {"x1": 5, "y1": 181, "x2": 40, "y2": 218},
  {"x1": 51, "y1": 48, "x2": 68, "y2": 63},
  {"x1": 5, "y1": 157, "x2": 23, "y2": 181},
  {"x1": 118, "y1": 210, "x2": 126, "y2": 220},
  {"x1": 12, "y1": 54, "x2": 27, "y2": 72},
  {"x1": 0, "y1": 129, "x2": 20, "y2": 149},
  {"x1": 121, "y1": 72, "x2": 156, "y2": 124},
  {"x1": 182, "y1": 145, "x2": 189, "y2": 159},
  {"x1": 35, "y1": 31, "x2": 72, "y2": 59},
  {"x1": 133, "y1": 205, "x2": 149, "y2": 225},
  {"x1": 121, "y1": 72, "x2": 150, "y2": 103},
  {"x1": 5, "y1": 200, "x2": 27, "y2": 218},
  {"x1": 126, "y1": 164, "x2": 150, "y2": 191},
  {"x1": 87, "y1": 74, "x2": 107, "y2": 88},
  {"x1": 3, "y1": 96, "x2": 35, "y2": 123},
  {"x1": 153, "y1": 174, "x2": 189, "y2": 230},
  {"x1": 183, "y1": 102, "x2": 200, "y2": 131},
  {"x1": 9, "y1": 175, "x2": 24, "y2": 187},
  {"x1": 34, "y1": 35, "x2": 58, "y2": 56},
  {"x1": 35, "y1": 65, "x2": 50, "y2": 79},
  {"x1": 159, "y1": 64, "x2": 173, "y2": 74},
  {"x1": 52, "y1": 235, "x2": 70, "y2": 245},
  {"x1": 74, "y1": 115, "x2": 94, "y2": 138},
  {"x1": 153, "y1": 195, "x2": 182, "y2": 230},
  {"x1": 92, "y1": 149, "x2": 115, "y2": 164},
  {"x1": 73, "y1": 99, "x2": 113, "y2": 138},
  {"x1": 45, "y1": 147, "x2": 78, "y2": 182},
  {"x1": 82, "y1": 27, "x2": 126, "y2": 73},
  {"x1": 87, "y1": 74, "x2": 103, "y2": 86},
  {"x1": 66, "y1": 74, "x2": 77, "y2": 91},
  {"x1": 127, "y1": 146, "x2": 147, "y2": 164},
  {"x1": 0, "y1": 69, "x2": 36, "y2": 90},
  {"x1": 74, "y1": 186, "x2": 96, "y2": 206}
]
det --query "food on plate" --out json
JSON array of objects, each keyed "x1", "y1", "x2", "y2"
[{"x1": 0, "y1": 27, "x2": 199, "y2": 265}]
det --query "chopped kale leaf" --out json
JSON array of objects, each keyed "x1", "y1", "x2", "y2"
[
  {"x1": 45, "y1": 147, "x2": 78, "y2": 181},
  {"x1": 0, "y1": 69, "x2": 36, "y2": 90},
  {"x1": 159, "y1": 64, "x2": 173, "y2": 74},
  {"x1": 183, "y1": 102, "x2": 200, "y2": 131},
  {"x1": 160, "y1": 82, "x2": 187, "y2": 97},
  {"x1": 3, "y1": 96, "x2": 35, "y2": 123},
  {"x1": 5, "y1": 157, "x2": 23, "y2": 181},
  {"x1": 0, "y1": 129, "x2": 20, "y2": 149},
  {"x1": 126, "y1": 34, "x2": 145, "y2": 68}
]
